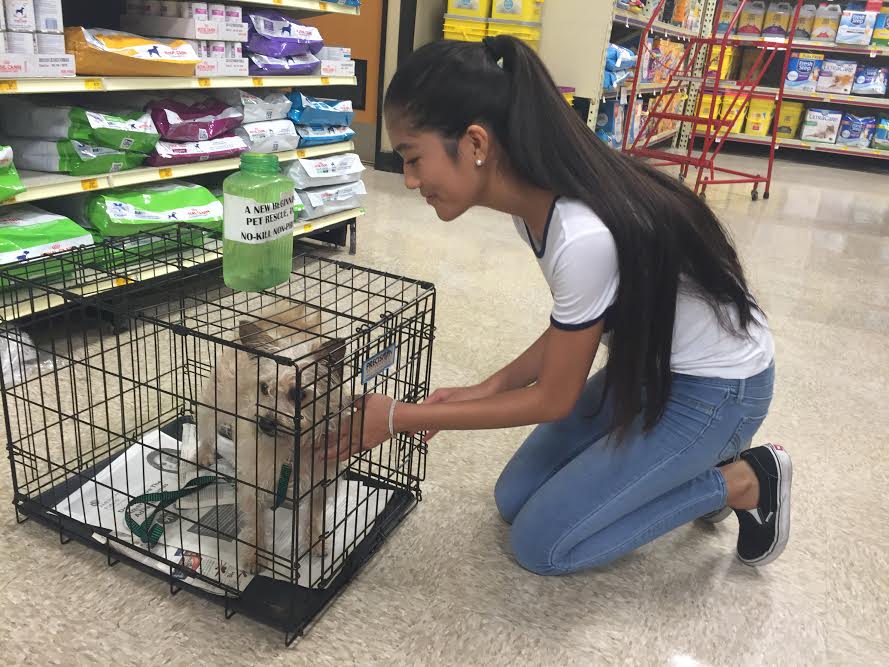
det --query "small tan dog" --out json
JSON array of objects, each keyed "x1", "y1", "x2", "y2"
[{"x1": 194, "y1": 300, "x2": 347, "y2": 574}]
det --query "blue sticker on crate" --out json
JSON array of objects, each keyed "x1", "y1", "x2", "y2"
[{"x1": 361, "y1": 344, "x2": 398, "y2": 384}]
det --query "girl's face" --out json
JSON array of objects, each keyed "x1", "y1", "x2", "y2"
[{"x1": 386, "y1": 117, "x2": 487, "y2": 222}]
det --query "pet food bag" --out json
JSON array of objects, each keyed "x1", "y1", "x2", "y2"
[
  {"x1": 287, "y1": 94, "x2": 354, "y2": 127},
  {"x1": 851, "y1": 66, "x2": 889, "y2": 96},
  {"x1": 296, "y1": 180, "x2": 366, "y2": 220},
  {"x1": 0, "y1": 99, "x2": 159, "y2": 153},
  {"x1": 67, "y1": 182, "x2": 224, "y2": 237},
  {"x1": 873, "y1": 116, "x2": 889, "y2": 150},
  {"x1": 216, "y1": 90, "x2": 292, "y2": 123},
  {"x1": 284, "y1": 153, "x2": 364, "y2": 189},
  {"x1": 3, "y1": 138, "x2": 146, "y2": 176},
  {"x1": 233, "y1": 120, "x2": 300, "y2": 153},
  {"x1": 149, "y1": 98, "x2": 244, "y2": 142},
  {"x1": 0, "y1": 146, "x2": 25, "y2": 203},
  {"x1": 800, "y1": 108, "x2": 843, "y2": 144},
  {"x1": 784, "y1": 52, "x2": 823, "y2": 93},
  {"x1": 295, "y1": 125, "x2": 356, "y2": 148},
  {"x1": 146, "y1": 134, "x2": 248, "y2": 167},
  {"x1": 836, "y1": 113, "x2": 877, "y2": 148},
  {"x1": 816, "y1": 60, "x2": 857, "y2": 95},
  {"x1": 248, "y1": 53, "x2": 319, "y2": 76},
  {"x1": 65, "y1": 27, "x2": 200, "y2": 77},
  {"x1": 0, "y1": 205, "x2": 93, "y2": 266},
  {"x1": 244, "y1": 10, "x2": 324, "y2": 58}
]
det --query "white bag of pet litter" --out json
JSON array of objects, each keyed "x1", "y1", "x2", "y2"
[
  {"x1": 284, "y1": 152, "x2": 364, "y2": 189},
  {"x1": 216, "y1": 89, "x2": 292, "y2": 123},
  {"x1": 297, "y1": 180, "x2": 366, "y2": 220},
  {"x1": 233, "y1": 120, "x2": 300, "y2": 153}
]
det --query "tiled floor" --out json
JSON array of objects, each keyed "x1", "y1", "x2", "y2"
[{"x1": 1, "y1": 154, "x2": 887, "y2": 665}]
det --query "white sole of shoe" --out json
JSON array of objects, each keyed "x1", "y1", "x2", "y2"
[
  {"x1": 741, "y1": 444, "x2": 792, "y2": 567},
  {"x1": 700, "y1": 505, "x2": 733, "y2": 524}
]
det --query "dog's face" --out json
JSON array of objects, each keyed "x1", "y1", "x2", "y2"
[{"x1": 237, "y1": 321, "x2": 347, "y2": 447}]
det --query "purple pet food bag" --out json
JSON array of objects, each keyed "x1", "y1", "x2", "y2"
[
  {"x1": 245, "y1": 10, "x2": 323, "y2": 58},
  {"x1": 149, "y1": 98, "x2": 244, "y2": 142},
  {"x1": 248, "y1": 53, "x2": 320, "y2": 76}
]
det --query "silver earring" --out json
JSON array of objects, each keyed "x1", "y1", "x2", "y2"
[{"x1": 475, "y1": 159, "x2": 483, "y2": 167}]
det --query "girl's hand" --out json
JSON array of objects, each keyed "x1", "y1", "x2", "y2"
[
  {"x1": 322, "y1": 394, "x2": 393, "y2": 462},
  {"x1": 422, "y1": 382, "x2": 498, "y2": 441}
]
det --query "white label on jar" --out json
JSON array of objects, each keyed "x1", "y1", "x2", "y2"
[{"x1": 224, "y1": 192, "x2": 294, "y2": 244}]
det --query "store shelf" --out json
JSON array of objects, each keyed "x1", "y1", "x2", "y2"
[
  {"x1": 613, "y1": 8, "x2": 697, "y2": 39},
  {"x1": 724, "y1": 132, "x2": 773, "y2": 145},
  {"x1": 728, "y1": 34, "x2": 889, "y2": 57},
  {"x1": 0, "y1": 74, "x2": 356, "y2": 96},
  {"x1": 1, "y1": 142, "x2": 354, "y2": 207},
  {"x1": 648, "y1": 128, "x2": 679, "y2": 145},
  {"x1": 721, "y1": 84, "x2": 889, "y2": 110},
  {"x1": 723, "y1": 132, "x2": 889, "y2": 158},
  {"x1": 602, "y1": 80, "x2": 681, "y2": 100},
  {"x1": 0, "y1": 207, "x2": 366, "y2": 321},
  {"x1": 239, "y1": 0, "x2": 359, "y2": 15}
]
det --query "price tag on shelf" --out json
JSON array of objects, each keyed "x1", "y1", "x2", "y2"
[
  {"x1": 319, "y1": 1, "x2": 329, "y2": 9},
  {"x1": 81, "y1": 178, "x2": 100, "y2": 191},
  {"x1": 114, "y1": 277, "x2": 136, "y2": 287},
  {"x1": 321, "y1": 76, "x2": 331, "y2": 84},
  {"x1": 0, "y1": 81, "x2": 18, "y2": 93},
  {"x1": 158, "y1": 167, "x2": 174, "y2": 179},
  {"x1": 252, "y1": 77, "x2": 264, "y2": 87},
  {"x1": 198, "y1": 78, "x2": 212, "y2": 88},
  {"x1": 303, "y1": 223, "x2": 313, "y2": 233},
  {"x1": 297, "y1": 149, "x2": 307, "y2": 158},
  {"x1": 359, "y1": 207, "x2": 366, "y2": 214},
  {"x1": 84, "y1": 79, "x2": 102, "y2": 91},
  {"x1": 273, "y1": 0, "x2": 283, "y2": 4}
]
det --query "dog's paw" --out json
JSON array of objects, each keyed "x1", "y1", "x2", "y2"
[{"x1": 239, "y1": 551, "x2": 258, "y2": 575}]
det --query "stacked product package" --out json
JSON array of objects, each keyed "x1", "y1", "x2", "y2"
[
  {"x1": 243, "y1": 9, "x2": 323, "y2": 76},
  {"x1": 285, "y1": 151, "x2": 365, "y2": 221},
  {"x1": 1, "y1": 0, "x2": 76, "y2": 78},
  {"x1": 288, "y1": 92, "x2": 356, "y2": 149}
]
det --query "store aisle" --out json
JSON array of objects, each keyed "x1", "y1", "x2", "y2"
[{"x1": 0, "y1": 155, "x2": 886, "y2": 665}]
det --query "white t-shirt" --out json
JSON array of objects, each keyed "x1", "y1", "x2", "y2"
[{"x1": 513, "y1": 197, "x2": 774, "y2": 378}]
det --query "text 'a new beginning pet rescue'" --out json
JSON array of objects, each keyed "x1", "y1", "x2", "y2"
[{"x1": 224, "y1": 193, "x2": 296, "y2": 244}]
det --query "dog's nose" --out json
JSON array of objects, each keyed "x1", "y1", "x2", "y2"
[{"x1": 288, "y1": 385, "x2": 303, "y2": 404}]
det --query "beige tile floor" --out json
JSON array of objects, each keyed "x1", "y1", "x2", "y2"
[{"x1": 1, "y1": 153, "x2": 888, "y2": 665}]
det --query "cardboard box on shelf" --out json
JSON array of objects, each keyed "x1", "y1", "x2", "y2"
[
  {"x1": 194, "y1": 58, "x2": 249, "y2": 77},
  {"x1": 319, "y1": 60, "x2": 355, "y2": 77},
  {"x1": 0, "y1": 52, "x2": 76, "y2": 78},
  {"x1": 317, "y1": 46, "x2": 352, "y2": 61},
  {"x1": 120, "y1": 15, "x2": 248, "y2": 42}
]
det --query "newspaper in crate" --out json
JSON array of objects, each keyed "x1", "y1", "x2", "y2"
[{"x1": 54, "y1": 425, "x2": 392, "y2": 593}]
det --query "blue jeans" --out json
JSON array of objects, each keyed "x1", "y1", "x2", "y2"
[{"x1": 494, "y1": 363, "x2": 775, "y2": 575}]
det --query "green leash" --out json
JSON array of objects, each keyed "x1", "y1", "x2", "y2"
[{"x1": 124, "y1": 464, "x2": 292, "y2": 548}]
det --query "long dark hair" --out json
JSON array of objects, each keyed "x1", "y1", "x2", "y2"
[{"x1": 385, "y1": 36, "x2": 761, "y2": 435}]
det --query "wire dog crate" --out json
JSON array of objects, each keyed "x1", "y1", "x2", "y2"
[{"x1": 0, "y1": 227, "x2": 435, "y2": 644}]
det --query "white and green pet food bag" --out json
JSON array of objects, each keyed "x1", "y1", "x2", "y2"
[{"x1": 0, "y1": 205, "x2": 93, "y2": 266}]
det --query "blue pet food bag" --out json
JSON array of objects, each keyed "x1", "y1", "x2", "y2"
[
  {"x1": 837, "y1": 113, "x2": 877, "y2": 148},
  {"x1": 851, "y1": 65, "x2": 889, "y2": 95}
]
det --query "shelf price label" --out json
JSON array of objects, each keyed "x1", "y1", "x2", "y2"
[
  {"x1": 303, "y1": 223, "x2": 313, "y2": 232},
  {"x1": 321, "y1": 76, "x2": 331, "y2": 84},
  {"x1": 84, "y1": 79, "x2": 103, "y2": 91},
  {"x1": 0, "y1": 81, "x2": 19, "y2": 93},
  {"x1": 158, "y1": 167, "x2": 174, "y2": 179},
  {"x1": 81, "y1": 178, "x2": 100, "y2": 191},
  {"x1": 198, "y1": 78, "x2": 212, "y2": 88},
  {"x1": 273, "y1": 0, "x2": 283, "y2": 4},
  {"x1": 114, "y1": 277, "x2": 136, "y2": 287},
  {"x1": 252, "y1": 77, "x2": 264, "y2": 87},
  {"x1": 297, "y1": 149, "x2": 307, "y2": 158},
  {"x1": 319, "y1": 2, "x2": 329, "y2": 9}
]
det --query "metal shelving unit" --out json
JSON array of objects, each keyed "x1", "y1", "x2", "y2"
[
  {"x1": 724, "y1": 133, "x2": 889, "y2": 159},
  {"x1": 2, "y1": 142, "x2": 354, "y2": 207},
  {"x1": 613, "y1": 8, "x2": 698, "y2": 40}
]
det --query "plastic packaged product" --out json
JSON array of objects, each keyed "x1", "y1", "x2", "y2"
[
  {"x1": 64, "y1": 27, "x2": 200, "y2": 77},
  {"x1": 745, "y1": 98, "x2": 775, "y2": 136},
  {"x1": 605, "y1": 43, "x2": 636, "y2": 72},
  {"x1": 852, "y1": 65, "x2": 889, "y2": 95},
  {"x1": 794, "y1": 3, "x2": 817, "y2": 38},
  {"x1": 800, "y1": 108, "x2": 843, "y2": 144},
  {"x1": 296, "y1": 180, "x2": 366, "y2": 220},
  {"x1": 223, "y1": 152, "x2": 296, "y2": 291},
  {"x1": 284, "y1": 153, "x2": 364, "y2": 189},
  {"x1": 248, "y1": 53, "x2": 319, "y2": 75},
  {"x1": 233, "y1": 120, "x2": 299, "y2": 153},
  {"x1": 3, "y1": 138, "x2": 146, "y2": 175},
  {"x1": 784, "y1": 52, "x2": 824, "y2": 93},
  {"x1": 216, "y1": 89, "x2": 291, "y2": 123},
  {"x1": 873, "y1": 115, "x2": 889, "y2": 150},
  {"x1": 811, "y1": 3, "x2": 841, "y2": 41},
  {"x1": 762, "y1": 2, "x2": 792, "y2": 36},
  {"x1": 0, "y1": 146, "x2": 25, "y2": 203},
  {"x1": 874, "y1": 9, "x2": 889, "y2": 46},
  {"x1": 295, "y1": 125, "x2": 355, "y2": 148},
  {"x1": 0, "y1": 205, "x2": 92, "y2": 267},
  {"x1": 145, "y1": 134, "x2": 248, "y2": 166},
  {"x1": 737, "y1": 0, "x2": 766, "y2": 34},
  {"x1": 148, "y1": 98, "x2": 244, "y2": 142},
  {"x1": 5, "y1": 0, "x2": 36, "y2": 32},
  {"x1": 836, "y1": 113, "x2": 877, "y2": 148},
  {"x1": 73, "y1": 181, "x2": 224, "y2": 236},
  {"x1": 244, "y1": 10, "x2": 323, "y2": 58},
  {"x1": 716, "y1": 0, "x2": 740, "y2": 33},
  {"x1": 816, "y1": 59, "x2": 857, "y2": 95},
  {"x1": 836, "y1": 10, "x2": 876, "y2": 45},
  {"x1": 287, "y1": 93, "x2": 354, "y2": 127},
  {"x1": 775, "y1": 101, "x2": 805, "y2": 138},
  {"x1": 595, "y1": 100, "x2": 624, "y2": 148},
  {"x1": 0, "y1": 99, "x2": 159, "y2": 153}
]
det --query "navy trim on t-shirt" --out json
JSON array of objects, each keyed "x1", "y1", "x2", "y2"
[
  {"x1": 524, "y1": 196, "x2": 559, "y2": 259},
  {"x1": 550, "y1": 304, "x2": 616, "y2": 332}
]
